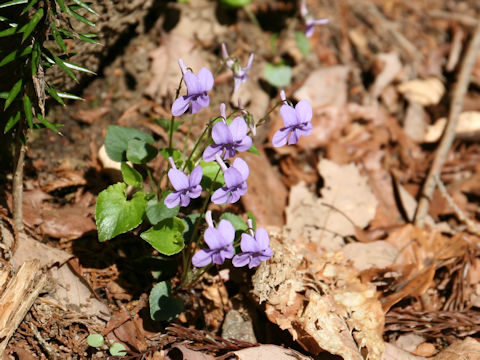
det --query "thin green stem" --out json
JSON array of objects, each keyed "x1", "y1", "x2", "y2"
[
  {"x1": 182, "y1": 114, "x2": 197, "y2": 158},
  {"x1": 256, "y1": 101, "x2": 283, "y2": 127},
  {"x1": 179, "y1": 168, "x2": 221, "y2": 288},
  {"x1": 146, "y1": 167, "x2": 159, "y2": 197},
  {"x1": 168, "y1": 114, "x2": 175, "y2": 151},
  {"x1": 243, "y1": 5, "x2": 261, "y2": 30},
  {"x1": 182, "y1": 117, "x2": 220, "y2": 171}
]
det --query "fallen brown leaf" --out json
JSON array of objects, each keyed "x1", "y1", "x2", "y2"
[{"x1": 432, "y1": 337, "x2": 480, "y2": 360}]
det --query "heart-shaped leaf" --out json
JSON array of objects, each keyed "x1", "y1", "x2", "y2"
[
  {"x1": 146, "y1": 195, "x2": 179, "y2": 226},
  {"x1": 141, "y1": 217, "x2": 186, "y2": 255},
  {"x1": 121, "y1": 162, "x2": 143, "y2": 188},
  {"x1": 149, "y1": 281, "x2": 184, "y2": 321},
  {"x1": 105, "y1": 125, "x2": 154, "y2": 162},
  {"x1": 264, "y1": 63, "x2": 292, "y2": 88},
  {"x1": 126, "y1": 138, "x2": 158, "y2": 164},
  {"x1": 95, "y1": 183, "x2": 147, "y2": 242}
]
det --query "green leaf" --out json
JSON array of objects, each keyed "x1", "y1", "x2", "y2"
[
  {"x1": 152, "y1": 118, "x2": 183, "y2": 133},
  {"x1": 46, "y1": 86, "x2": 65, "y2": 105},
  {"x1": 55, "y1": 0, "x2": 66, "y2": 12},
  {"x1": 86, "y1": 334, "x2": 104, "y2": 348},
  {"x1": 51, "y1": 22, "x2": 67, "y2": 53},
  {"x1": 247, "y1": 142, "x2": 260, "y2": 155},
  {"x1": 149, "y1": 281, "x2": 184, "y2": 321},
  {"x1": 199, "y1": 160, "x2": 224, "y2": 189},
  {"x1": 182, "y1": 212, "x2": 201, "y2": 244},
  {"x1": 0, "y1": 46, "x2": 31, "y2": 67},
  {"x1": 295, "y1": 31, "x2": 310, "y2": 56},
  {"x1": 0, "y1": 0, "x2": 27, "y2": 9},
  {"x1": 4, "y1": 111, "x2": 20, "y2": 133},
  {"x1": 37, "y1": 114, "x2": 63, "y2": 134},
  {"x1": 109, "y1": 343, "x2": 127, "y2": 356},
  {"x1": 63, "y1": 60, "x2": 96, "y2": 74},
  {"x1": 57, "y1": 91, "x2": 83, "y2": 100},
  {"x1": 220, "y1": 212, "x2": 248, "y2": 232},
  {"x1": 121, "y1": 162, "x2": 143, "y2": 188},
  {"x1": 72, "y1": 0, "x2": 98, "y2": 15},
  {"x1": 146, "y1": 196, "x2": 179, "y2": 226},
  {"x1": 141, "y1": 217, "x2": 185, "y2": 255},
  {"x1": 126, "y1": 138, "x2": 158, "y2": 164},
  {"x1": 57, "y1": 27, "x2": 73, "y2": 38},
  {"x1": 23, "y1": 95, "x2": 33, "y2": 128},
  {"x1": 0, "y1": 92, "x2": 7, "y2": 99},
  {"x1": 52, "y1": 53, "x2": 77, "y2": 81},
  {"x1": 68, "y1": 7, "x2": 95, "y2": 27},
  {"x1": 105, "y1": 125, "x2": 154, "y2": 162},
  {"x1": 159, "y1": 148, "x2": 182, "y2": 163},
  {"x1": 95, "y1": 183, "x2": 147, "y2": 242},
  {"x1": 220, "y1": 0, "x2": 251, "y2": 8},
  {"x1": 31, "y1": 41, "x2": 40, "y2": 76},
  {"x1": 78, "y1": 32, "x2": 100, "y2": 44},
  {"x1": 0, "y1": 27, "x2": 18, "y2": 38},
  {"x1": 21, "y1": 0, "x2": 40, "y2": 15},
  {"x1": 21, "y1": 8, "x2": 44, "y2": 43},
  {"x1": 4, "y1": 79, "x2": 22, "y2": 110},
  {"x1": 264, "y1": 63, "x2": 292, "y2": 88},
  {"x1": 247, "y1": 211, "x2": 256, "y2": 231}
]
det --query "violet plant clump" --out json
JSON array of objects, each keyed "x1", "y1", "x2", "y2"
[{"x1": 95, "y1": 47, "x2": 316, "y2": 321}]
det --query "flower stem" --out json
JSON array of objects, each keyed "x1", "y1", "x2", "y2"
[
  {"x1": 168, "y1": 114, "x2": 175, "y2": 151},
  {"x1": 182, "y1": 113, "x2": 197, "y2": 157},
  {"x1": 179, "y1": 168, "x2": 221, "y2": 288},
  {"x1": 182, "y1": 117, "x2": 220, "y2": 171},
  {"x1": 256, "y1": 101, "x2": 283, "y2": 127}
]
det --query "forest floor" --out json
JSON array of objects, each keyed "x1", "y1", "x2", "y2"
[{"x1": 3, "y1": 0, "x2": 480, "y2": 359}]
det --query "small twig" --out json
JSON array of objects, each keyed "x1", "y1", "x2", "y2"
[
  {"x1": 27, "y1": 320, "x2": 59, "y2": 359},
  {"x1": 446, "y1": 26, "x2": 465, "y2": 72},
  {"x1": 414, "y1": 22, "x2": 480, "y2": 227},
  {"x1": 434, "y1": 176, "x2": 480, "y2": 236},
  {"x1": 429, "y1": 10, "x2": 478, "y2": 27},
  {"x1": 12, "y1": 123, "x2": 26, "y2": 235}
]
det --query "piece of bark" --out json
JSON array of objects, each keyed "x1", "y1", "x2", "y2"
[{"x1": 0, "y1": 260, "x2": 47, "y2": 356}]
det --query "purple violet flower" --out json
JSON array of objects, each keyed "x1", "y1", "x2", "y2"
[
  {"x1": 164, "y1": 157, "x2": 203, "y2": 208},
  {"x1": 211, "y1": 156, "x2": 249, "y2": 204},
  {"x1": 192, "y1": 215, "x2": 235, "y2": 267},
  {"x1": 203, "y1": 116, "x2": 252, "y2": 161},
  {"x1": 272, "y1": 99, "x2": 313, "y2": 147},
  {"x1": 221, "y1": 43, "x2": 254, "y2": 93},
  {"x1": 232, "y1": 228, "x2": 273, "y2": 268},
  {"x1": 171, "y1": 59, "x2": 214, "y2": 116},
  {"x1": 300, "y1": 0, "x2": 328, "y2": 38}
]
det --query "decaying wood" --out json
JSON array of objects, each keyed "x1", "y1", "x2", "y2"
[{"x1": 0, "y1": 260, "x2": 47, "y2": 356}]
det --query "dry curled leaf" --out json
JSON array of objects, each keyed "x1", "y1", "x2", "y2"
[
  {"x1": 397, "y1": 77, "x2": 445, "y2": 106},
  {"x1": 424, "y1": 111, "x2": 480, "y2": 143}
]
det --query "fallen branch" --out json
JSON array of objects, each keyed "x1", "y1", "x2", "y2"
[
  {"x1": 414, "y1": 22, "x2": 480, "y2": 227},
  {"x1": 0, "y1": 260, "x2": 47, "y2": 356}
]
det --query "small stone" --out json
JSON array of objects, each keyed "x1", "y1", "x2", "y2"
[{"x1": 221, "y1": 310, "x2": 256, "y2": 343}]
